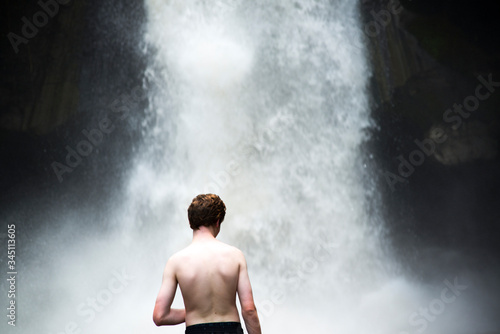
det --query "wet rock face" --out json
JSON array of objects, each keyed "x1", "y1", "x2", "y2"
[
  {"x1": 428, "y1": 121, "x2": 498, "y2": 165},
  {"x1": 1, "y1": 0, "x2": 85, "y2": 135},
  {"x1": 0, "y1": 0, "x2": 146, "y2": 198},
  {"x1": 363, "y1": 0, "x2": 500, "y2": 167},
  {"x1": 362, "y1": 0, "x2": 500, "y2": 254}
]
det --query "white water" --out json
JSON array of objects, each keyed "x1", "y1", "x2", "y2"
[
  {"x1": 119, "y1": 0, "x2": 479, "y2": 333},
  {"x1": 137, "y1": 0, "x2": 412, "y2": 333},
  {"x1": 7, "y1": 1, "x2": 489, "y2": 334},
  {"x1": 132, "y1": 1, "x2": 485, "y2": 333}
]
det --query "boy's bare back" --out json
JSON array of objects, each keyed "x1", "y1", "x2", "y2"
[
  {"x1": 153, "y1": 194, "x2": 261, "y2": 334},
  {"x1": 171, "y1": 239, "x2": 243, "y2": 325}
]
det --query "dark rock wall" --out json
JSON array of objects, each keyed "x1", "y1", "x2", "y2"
[
  {"x1": 0, "y1": 0, "x2": 146, "y2": 220},
  {"x1": 361, "y1": 0, "x2": 500, "y2": 262},
  {"x1": 1, "y1": 0, "x2": 84, "y2": 135}
]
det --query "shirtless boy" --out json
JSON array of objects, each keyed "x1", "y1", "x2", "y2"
[{"x1": 153, "y1": 194, "x2": 262, "y2": 334}]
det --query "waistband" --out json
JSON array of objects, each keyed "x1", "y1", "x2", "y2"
[{"x1": 185, "y1": 322, "x2": 243, "y2": 334}]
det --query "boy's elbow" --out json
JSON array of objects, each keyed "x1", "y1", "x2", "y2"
[
  {"x1": 153, "y1": 311, "x2": 164, "y2": 326},
  {"x1": 242, "y1": 304, "x2": 258, "y2": 316},
  {"x1": 153, "y1": 314, "x2": 161, "y2": 326}
]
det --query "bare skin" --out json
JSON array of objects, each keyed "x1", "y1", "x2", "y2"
[{"x1": 153, "y1": 222, "x2": 262, "y2": 334}]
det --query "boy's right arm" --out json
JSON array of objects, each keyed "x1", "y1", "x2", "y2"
[{"x1": 237, "y1": 252, "x2": 262, "y2": 334}]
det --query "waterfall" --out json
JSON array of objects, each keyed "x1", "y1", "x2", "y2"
[
  {"x1": 135, "y1": 1, "x2": 479, "y2": 333},
  {"x1": 137, "y1": 0, "x2": 394, "y2": 332}
]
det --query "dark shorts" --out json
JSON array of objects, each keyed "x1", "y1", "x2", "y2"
[{"x1": 185, "y1": 322, "x2": 243, "y2": 334}]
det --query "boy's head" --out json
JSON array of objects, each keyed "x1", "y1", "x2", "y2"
[{"x1": 188, "y1": 194, "x2": 226, "y2": 230}]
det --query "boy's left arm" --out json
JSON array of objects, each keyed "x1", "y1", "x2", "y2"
[{"x1": 153, "y1": 258, "x2": 186, "y2": 326}]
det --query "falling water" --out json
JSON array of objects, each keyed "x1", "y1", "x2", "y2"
[
  {"x1": 134, "y1": 1, "x2": 485, "y2": 333},
  {"x1": 138, "y1": 0, "x2": 398, "y2": 332}
]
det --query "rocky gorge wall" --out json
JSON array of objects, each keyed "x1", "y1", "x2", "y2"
[
  {"x1": 360, "y1": 0, "x2": 500, "y2": 261},
  {"x1": 0, "y1": 0, "x2": 146, "y2": 212}
]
